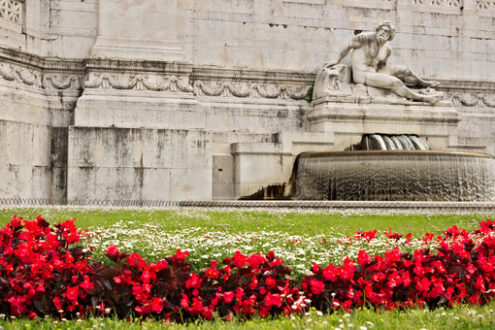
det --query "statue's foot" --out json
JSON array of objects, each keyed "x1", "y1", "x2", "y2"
[
  {"x1": 421, "y1": 88, "x2": 444, "y2": 97},
  {"x1": 419, "y1": 79, "x2": 440, "y2": 88},
  {"x1": 423, "y1": 94, "x2": 443, "y2": 104}
]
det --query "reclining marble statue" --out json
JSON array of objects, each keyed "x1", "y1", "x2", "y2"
[{"x1": 313, "y1": 21, "x2": 444, "y2": 104}]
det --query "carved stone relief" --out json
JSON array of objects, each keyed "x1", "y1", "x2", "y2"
[
  {"x1": 0, "y1": 63, "x2": 42, "y2": 88},
  {"x1": 1, "y1": 58, "x2": 494, "y2": 107},
  {"x1": 83, "y1": 71, "x2": 311, "y2": 100},
  {"x1": 193, "y1": 80, "x2": 311, "y2": 100},
  {"x1": 0, "y1": 62, "x2": 83, "y2": 91},
  {"x1": 43, "y1": 74, "x2": 82, "y2": 90},
  {"x1": 84, "y1": 72, "x2": 194, "y2": 93},
  {"x1": 409, "y1": 0, "x2": 463, "y2": 14},
  {"x1": 451, "y1": 92, "x2": 495, "y2": 108},
  {"x1": 0, "y1": 0, "x2": 23, "y2": 25},
  {"x1": 476, "y1": 0, "x2": 495, "y2": 9}
]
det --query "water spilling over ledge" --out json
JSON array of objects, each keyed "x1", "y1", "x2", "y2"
[
  {"x1": 245, "y1": 151, "x2": 495, "y2": 202},
  {"x1": 294, "y1": 151, "x2": 495, "y2": 201}
]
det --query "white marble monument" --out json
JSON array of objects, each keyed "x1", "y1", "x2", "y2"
[{"x1": 0, "y1": 0, "x2": 493, "y2": 201}]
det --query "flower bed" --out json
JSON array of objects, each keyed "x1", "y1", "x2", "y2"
[{"x1": 1, "y1": 215, "x2": 495, "y2": 322}]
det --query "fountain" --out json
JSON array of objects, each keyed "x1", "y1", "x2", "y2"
[
  {"x1": 245, "y1": 134, "x2": 495, "y2": 201},
  {"x1": 292, "y1": 150, "x2": 495, "y2": 201},
  {"x1": 236, "y1": 22, "x2": 495, "y2": 203},
  {"x1": 240, "y1": 22, "x2": 495, "y2": 202}
]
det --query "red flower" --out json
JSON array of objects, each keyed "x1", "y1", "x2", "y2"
[
  {"x1": 105, "y1": 244, "x2": 119, "y2": 256},
  {"x1": 223, "y1": 291, "x2": 235, "y2": 303},
  {"x1": 264, "y1": 293, "x2": 282, "y2": 308},
  {"x1": 172, "y1": 249, "x2": 189, "y2": 262},
  {"x1": 126, "y1": 252, "x2": 147, "y2": 269},
  {"x1": 416, "y1": 277, "x2": 431, "y2": 293},
  {"x1": 205, "y1": 260, "x2": 220, "y2": 279},
  {"x1": 265, "y1": 277, "x2": 277, "y2": 288},
  {"x1": 384, "y1": 227, "x2": 402, "y2": 240},
  {"x1": 232, "y1": 251, "x2": 247, "y2": 268},
  {"x1": 322, "y1": 264, "x2": 337, "y2": 281},
  {"x1": 357, "y1": 250, "x2": 371, "y2": 266},
  {"x1": 65, "y1": 286, "x2": 80, "y2": 301},
  {"x1": 186, "y1": 273, "x2": 203, "y2": 289},
  {"x1": 309, "y1": 278, "x2": 325, "y2": 295},
  {"x1": 156, "y1": 259, "x2": 168, "y2": 270},
  {"x1": 80, "y1": 275, "x2": 94, "y2": 292},
  {"x1": 151, "y1": 297, "x2": 165, "y2": 313}
]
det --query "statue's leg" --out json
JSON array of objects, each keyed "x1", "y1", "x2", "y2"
[
  {"x1": 380, "y1": 65, "x2": 439, "y2": 88},
  {"x1": 363, "y1": 72, "x2": 441, "y2": 103}
]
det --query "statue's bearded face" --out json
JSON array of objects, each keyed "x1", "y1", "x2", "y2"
[{"x1": 376, "y1": 26, "x2": 392, "y2": 42}]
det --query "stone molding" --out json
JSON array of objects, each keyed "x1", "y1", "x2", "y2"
[{"x1": 332, "y1": 0, "x2": 395, "y2": 10}]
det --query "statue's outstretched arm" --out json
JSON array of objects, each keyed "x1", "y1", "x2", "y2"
[{"x1": 324, "y1": 38, "x2": 361, "y2": 68}]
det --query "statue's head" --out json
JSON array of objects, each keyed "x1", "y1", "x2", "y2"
[{"x1": 375, "y1": 21, "x2": 396, "y2": 42}]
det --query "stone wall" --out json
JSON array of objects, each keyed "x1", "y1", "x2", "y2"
[{"x1": 0, "y1": 0, "x2": 493, "y2": 201}]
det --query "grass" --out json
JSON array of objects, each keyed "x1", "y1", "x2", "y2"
[
  {"x1": 1, "y1": 207, "x2": 494, "y2": 329},
  {"x1": 1, "y1": 303, "x2": 495, "y2": 329},
  {"x1": 0, "y1": 207, "x2": 492, "y2": 237}
]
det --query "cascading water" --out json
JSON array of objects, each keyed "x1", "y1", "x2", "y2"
[
  {"x1": 349, "y1": 134, "x2": 430, "y2": 151},
  {"x1": 293, "y1": 151, "x2": 495, "y2": 201},
  {"x1": 243, "y1": 134, "x2": 495, "y2": 201}
]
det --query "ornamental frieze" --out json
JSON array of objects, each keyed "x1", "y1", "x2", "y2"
[
  {"x1": 194, "y1": 80, "x2": 311, "y2": 100},
  {"x1": 451, "y1": 92, "x2": 495, "y2": 108},
  {"x1": 0, "y1": 59, "x2": 494, "y2": 107},
  {"x1": 0, "y1": 62, "x2": 42, "y2": 88},
  {"x1": 42, "y1": 74, "x2": 82, "y2": 90},
  {"x1": 84, "y1": 72, "x2": 194, "y2": 93},
  {"x1": 193, "y1": 80, "x2": 311, "y2": 100}
]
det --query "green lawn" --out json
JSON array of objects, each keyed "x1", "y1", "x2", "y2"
[
  {"x1": 0, "y1": 207, "x2": 491, "y2": 236},
  {"x1": 1, "y1": 207, "x2": 494, "y2": 329},
  {"x1": 1, "y1": 304, "x2": 495, "y2": 329}
]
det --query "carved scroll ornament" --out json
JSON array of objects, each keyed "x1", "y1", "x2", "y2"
[
  {"x1": 193, "y1": 80, "x2": 311, "y2": 100},
  {"x1": 43, "y1": 74, "x2": 81, "y2": 90},
  {"x1": 451, "y1": 92, "x2": 495, "y2": 108},
  {"x1": 0, "y1": 63, "x2": 42, "y2": 88},
  {"x1": 84, "y1": 72, "x2": 194, "y2": 93}
]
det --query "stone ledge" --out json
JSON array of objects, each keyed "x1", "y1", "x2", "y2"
[
  {"x1": 0, "y1": 199, "x2": 494, "y2": 214},
  {"x1": 308, "y1": 101, "x2": 460, "y2": 134}
]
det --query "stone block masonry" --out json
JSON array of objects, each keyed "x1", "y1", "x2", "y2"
[{"x1": 0, "y1": 0, "x2": 492, "y2": 201}]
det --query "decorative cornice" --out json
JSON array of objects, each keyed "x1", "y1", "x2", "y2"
[
  {"x1": 0, "y1": 47, "x2": 84, "y2": 72},
  {"x1": 83, "y1": 59, "x2": 193, "y2": 75},
  {"x1": 191, "y1": 66, "x2": 315, "y2": 83},
  {"x1": 436, "y1": 79, "x2": 495, "y2": 92}
]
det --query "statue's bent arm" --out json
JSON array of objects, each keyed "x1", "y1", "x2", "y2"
[{"x1": 325, "y1": 38, "x2": 362, "y2": 68}]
